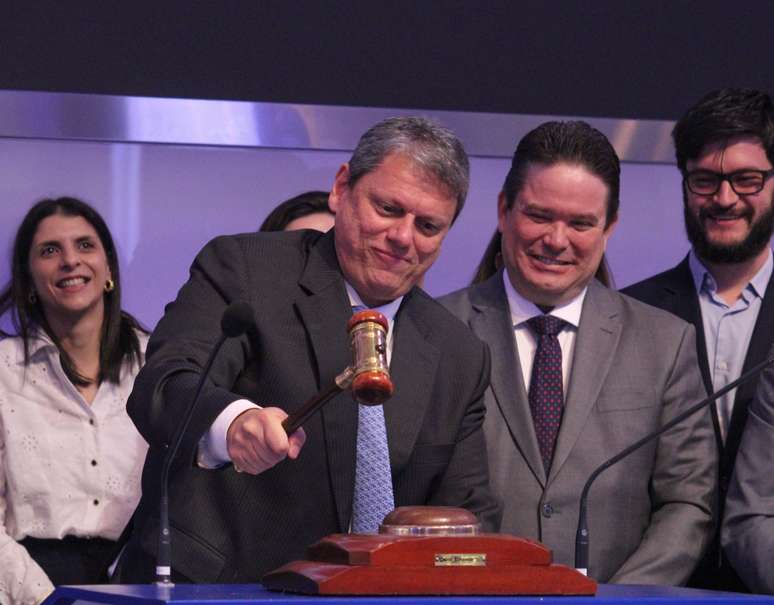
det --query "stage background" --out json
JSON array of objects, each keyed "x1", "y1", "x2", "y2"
[{"x1": 0, "y1": 113, "x2": 684, "y2": 329}]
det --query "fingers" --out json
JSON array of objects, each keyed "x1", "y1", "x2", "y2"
[
  {"x1": 226, "y1": 407, "x2": 306, "y2": 475},
  {"x1": 287, "y1": 426, "x2": 307, "y2": 459}
]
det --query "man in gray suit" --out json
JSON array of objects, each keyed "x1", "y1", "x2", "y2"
[{"x1": 441, "y1": 121, "x2": 716, "y2": 584}]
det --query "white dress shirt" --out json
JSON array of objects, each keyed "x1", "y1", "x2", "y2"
[
  {"x1": 0, "y1": 331, "x2": 148, "y2": 605},
  {"x1": 502, "y1": 271, "x2": 586, "y2": 394}
]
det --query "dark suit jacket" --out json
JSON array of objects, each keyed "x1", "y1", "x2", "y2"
[
  {"x1": 623, "y1": 254, "x2": 774, "y2": 590},
  {"x1": 117, "y1": 229, "x2": 498, "y2": 582},
  {"x1": 441, "y1": 274, "x2": 715, "y2": 584}
]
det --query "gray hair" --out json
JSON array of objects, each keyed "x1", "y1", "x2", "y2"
[{"x1": 347, "y1": 116, "x2": 470, "y2": 221}]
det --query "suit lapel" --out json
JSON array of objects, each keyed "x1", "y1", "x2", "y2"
[
  {"x1": 295, "y1": 231, "x2": 356, "y2": 531},
  {"x1": 470, "y1": 275, "x2": 547, "y2": 485},
  {"x1": 633, "y1": 257, "x2": 722, "y2": 450},
  {"x1": 551, "y1": 281, "x2": 622, "y2": 482},
  {"x1": 659, "y1": 257, "x2": 713, "y2": 395},
  {"x1": 383, "y1": 290, "x2": 441, "y2": 470}
]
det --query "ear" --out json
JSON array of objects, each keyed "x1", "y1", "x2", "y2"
[
  {"x1": 328, "y1": 163, "x2": 351, "y2": 213},
  {"x1": 496, "y1": 191, "x2": 510, "y2": 233}
]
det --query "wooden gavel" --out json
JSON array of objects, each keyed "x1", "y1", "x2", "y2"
[{"x1": 282, "y1": 310, "x2": 395, "y2": 434}]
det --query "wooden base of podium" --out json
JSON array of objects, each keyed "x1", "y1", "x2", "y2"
[{"x1": 263, "y1": 533, "x2": 597, "y2": 596}]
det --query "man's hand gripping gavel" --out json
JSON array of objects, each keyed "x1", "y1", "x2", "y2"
[{"x1": 227, "y1": 310, "x2": 394, "y2": 475}]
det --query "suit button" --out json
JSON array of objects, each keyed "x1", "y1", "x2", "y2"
[{"x1": 541, "y1": 502, "x2": 554, "y2": 518}]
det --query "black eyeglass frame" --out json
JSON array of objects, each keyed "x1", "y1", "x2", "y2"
[{"x1": 683, "y1": 168, "x2": 774, "y2": 196}]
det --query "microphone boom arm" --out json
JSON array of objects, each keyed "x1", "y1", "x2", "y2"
[
  {"x1": 575, "y1": 355, "x2": 774, "y2": 574},
  {"x1": 157, "y1": 332, "x2": 229, "y2": 585},
  {"x1": 156, "y1": 300, "x2": 257, "y2": 585}
]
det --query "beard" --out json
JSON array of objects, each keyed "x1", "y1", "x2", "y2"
[{"x1": 683, "y1": 192, "x2": 774, "y2": 264}]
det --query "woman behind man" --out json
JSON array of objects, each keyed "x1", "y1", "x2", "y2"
[
  {"x1": 258, "y1": 190, "x2": 334, "y2": 232},
  {"x1": 0, "y1": 198, "x2": 148, "y2": 604}
]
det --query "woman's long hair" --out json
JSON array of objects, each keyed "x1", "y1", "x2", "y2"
[{"x1": 0, "y1": 197, "x2": 145, "y2": 385}]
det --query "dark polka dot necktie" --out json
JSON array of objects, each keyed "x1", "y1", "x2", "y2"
[{"x1": 527, "y1": 315, "x2": 567, "y2": 473}]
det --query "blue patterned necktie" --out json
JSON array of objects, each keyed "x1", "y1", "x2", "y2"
[
  {"x1": 527, "y1": 315, "x2": 567, "y2": 472},
  {"x1": 350, "y1": 305, "x2": 395, "y2": 533}
]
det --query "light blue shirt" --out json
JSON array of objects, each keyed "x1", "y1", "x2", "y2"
[{"x1": 689, "y1": 249, "x2": 773, "y2": 441}]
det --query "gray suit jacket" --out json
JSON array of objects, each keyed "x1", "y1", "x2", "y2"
[
  {"x1": 441, "y1": 273, "x2": 716, "y2": 584},
  {"x1": 723, "y1": 354, "x2": 774, "y2": 594}
]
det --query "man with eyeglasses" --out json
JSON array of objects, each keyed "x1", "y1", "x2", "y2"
[{"x1": 624, "y1": 88, "x2": 774, "y2": 592}]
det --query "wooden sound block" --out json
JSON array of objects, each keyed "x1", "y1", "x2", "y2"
[
  {"x1": 263, "y1": 533, "x2": 596, "y2": 596},
  {"x1": 306, "y1": 533, "x2": 551, "y2": 566}
]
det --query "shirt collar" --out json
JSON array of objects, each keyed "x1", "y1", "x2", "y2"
[
  {"x1": 345, "y1": 282, "x2": 403, "y2": 321},
  {"x1": 689, "y1": 247, "x2": 773, "y2": 299},
  {"x1": 25, "y1": 327, "x2": 57, "y2": 358},
  {"x1": 501, "y1": 270, "x2": 586, "y2": 329}
]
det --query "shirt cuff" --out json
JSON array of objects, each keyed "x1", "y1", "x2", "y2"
[{"x1": 197, "y1": 399, "x2": 260, "y2": 468}]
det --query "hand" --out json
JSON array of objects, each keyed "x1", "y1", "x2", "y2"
[{"x1": 226, "y1": 407, "x2": 306, "y2": 475}]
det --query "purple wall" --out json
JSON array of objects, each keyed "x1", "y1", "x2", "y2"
[{"x1": 0, "y1": 137, "x2": 689, "y2": 329}]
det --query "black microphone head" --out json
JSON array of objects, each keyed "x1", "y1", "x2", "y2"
[{"x1": 221, "y1": 301, "x2": 256, "y2": 338}]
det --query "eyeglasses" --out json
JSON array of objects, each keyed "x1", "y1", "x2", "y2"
[{"x1": 684, "y1": 168, "x2": 774, "y2": 196}]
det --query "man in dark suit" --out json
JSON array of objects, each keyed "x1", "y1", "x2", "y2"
[
  {"x1": 114, "y1": 117, "x2": 499, "y2": 582},
  {"x1": 624, "y1": 88, "x2": 774, "y2": 591},
  {"x1": 442, "y1": 121, "x2": 715, "y2": 584}
]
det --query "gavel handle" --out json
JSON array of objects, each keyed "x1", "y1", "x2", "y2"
[
  {"x1": 281, "y1": 382, "x2": 341, "y2": 434},
  {"x1": 282, "y1": 367, "x2": 354, "y2": 434}
]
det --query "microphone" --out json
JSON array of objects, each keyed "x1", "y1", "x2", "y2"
[
  {"x1": 221, "y1": 300, "x2": 256, "y2": 338},
  {"x1": 156, "y1": 301, "x2": 256, "y2": 585},
  {"x1": 282, "y1": 309, "x2": 395, "y2": 434},
  {"x1": 574, "y1": 354, "x2": 774, "y2": 576}
]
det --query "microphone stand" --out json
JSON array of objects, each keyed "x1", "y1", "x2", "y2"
[
  {"x1": 155, "y1": 301, "x2": 256, "y2": 584},
  {"x1": 574, "y1": 355, "x2": 774, "y2": 576},
  {"x1": 156, "y1": 333, "x2": 228, "y2": 585}
]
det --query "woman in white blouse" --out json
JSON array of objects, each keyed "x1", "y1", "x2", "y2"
[{"x1": 0, "y1": 198, "x2": 148, "y2": 605}]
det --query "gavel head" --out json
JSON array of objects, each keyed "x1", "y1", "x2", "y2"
[{"x1": 347, "y1": 310, "x2": 395, "y2": 405}]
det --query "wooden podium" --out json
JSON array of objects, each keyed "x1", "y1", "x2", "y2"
[{"x1": 263, "y1": 507, "x2": 596, "y2": 596}]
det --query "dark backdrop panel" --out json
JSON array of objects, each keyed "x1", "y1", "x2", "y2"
[{"x1": 1, "y1": 1, "x2": 772, "y2": 120}]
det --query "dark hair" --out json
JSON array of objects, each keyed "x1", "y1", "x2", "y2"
[
  {"x1": 259, "y1": 191, "x2": 333, "y2": 232},
  {"x1": 0, "y1": 197, "x2": 145, "y2": 386},
  {"x1": 673, "y1": 88, "x2": 774, "y2": 172},
  {"x1": 501, "y1": 120, "x2": 620, "y2": 227},
  {"x1": 470, "y1": 230, "x2": 614, "y2": 288},
  {"x1": 347, "y1": 116, "x2": 470, "y2": 221}
]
